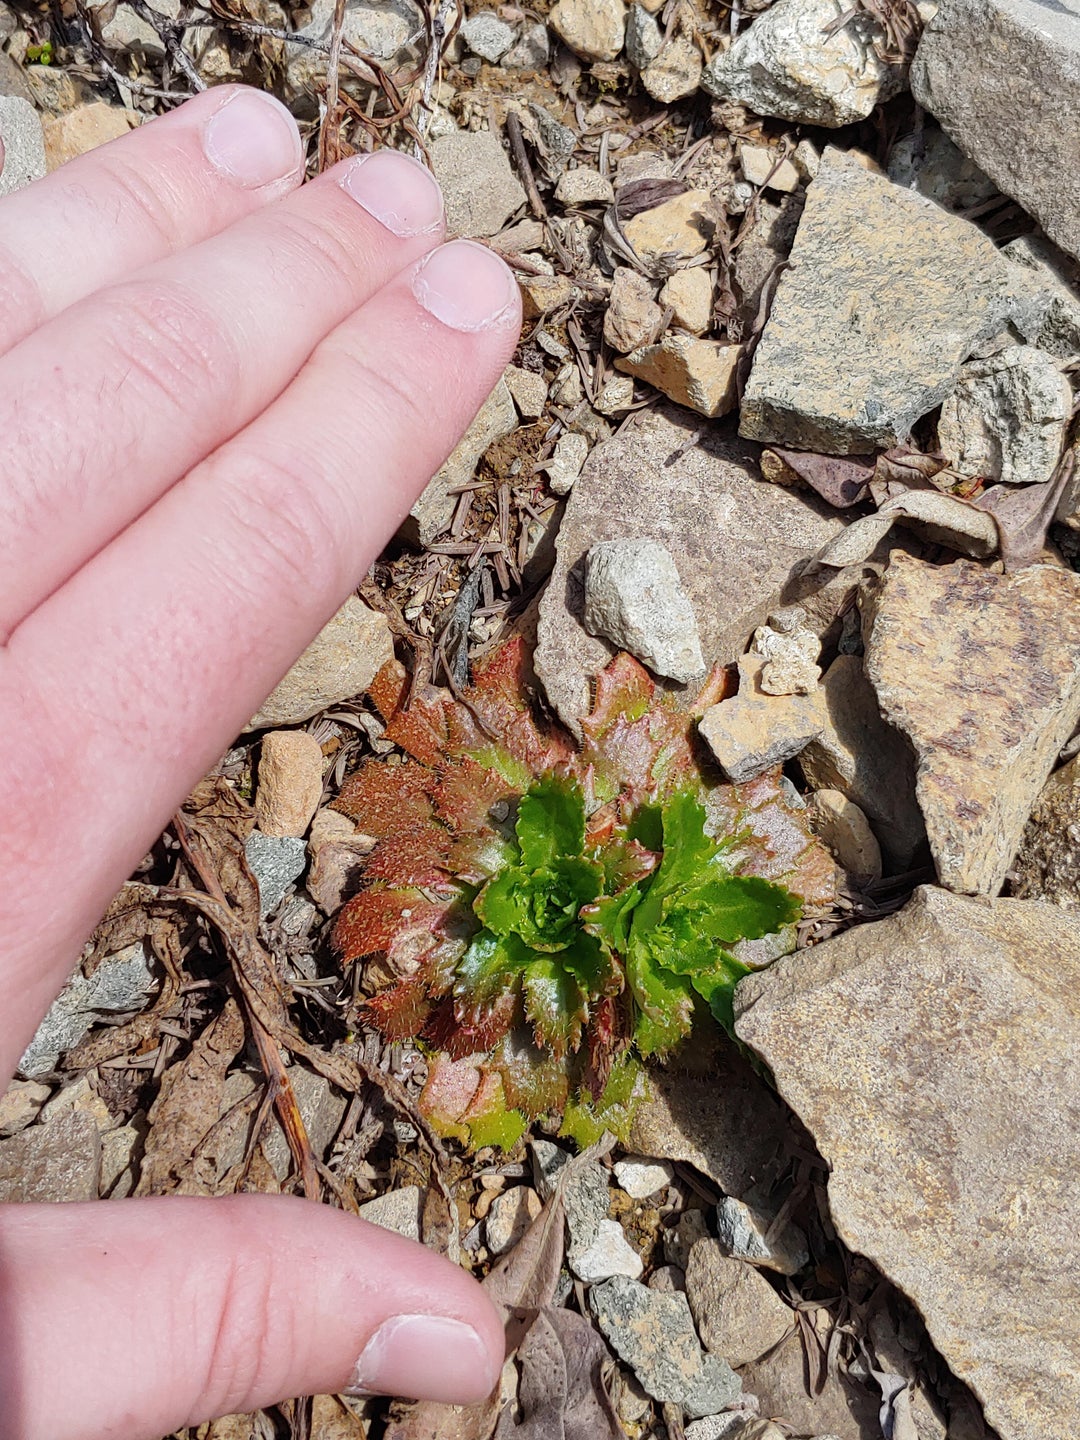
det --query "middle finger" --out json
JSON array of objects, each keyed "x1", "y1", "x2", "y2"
[{"x1": 0, "y1": 147, "x2": 445, "y2": 637}]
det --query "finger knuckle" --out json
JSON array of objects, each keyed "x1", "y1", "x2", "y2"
[{"x1": 199, "y1": 1236, "x2": 296, "y2": 1416}]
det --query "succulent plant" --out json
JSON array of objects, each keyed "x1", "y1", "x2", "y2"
[{"x1": 332, "y1": 639, "x2": 834, "y2": 1150}]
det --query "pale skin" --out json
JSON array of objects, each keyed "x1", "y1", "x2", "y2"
[{"x1": 0, "y1": 85, "x2": 521, "y2": 1438}]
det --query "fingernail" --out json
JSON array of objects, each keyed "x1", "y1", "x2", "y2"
[
  {"x1": 345, "y1": 1314, "x2": 497, "y2": 1403},
  {"x1": 341, "y1": 149, "x2": 444, "y2": 238},
  {"x1": 411, "y1": 240, "x2": 520, "y2": 333},
  {"x1": 202, "y1": 90, "x2": 303, "y2": 188}
]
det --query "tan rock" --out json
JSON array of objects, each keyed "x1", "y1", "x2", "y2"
[
  {"x1": 659, "y1": 266, "x2": 713, "y2": 334},
  {"x1": 519, "y1": 271, "x2": 577, "y2": 319},
  {"x1": 549, "y1": 0, "x2": 626, "y2": 61},
  {"x1": 698, "y1": 657, "x2": 825, "y2": 782},
  {"x1": 735, "y1": 884, "x2": 1080, "y2": 1440},
  {"x1": 806, "y1": 788, "x2": 882, "y2": 889},
  {"x1": 430, "y1": 131, "x2": 526, "y2": 239},
  {"x1": 555, "y1": 165, "x2": 614, "y2": 206},
  {"x1": 799, "y1": 653, "x2": 924, "y2": 871},
  {"x1": 0, "y1": 1078, "x2": 50, "y2": 1137},
  {"x1": 863, "y1": 553, "x2": 1080, "y2": 895},
  {"x1": 641, "y1": 33, "x2": 702, "y2": 102},
  {"x1": 247, "y1": 597, "x2": 393, "y2": 730},
  {"x1": 603, "y1": 267, "x2": 663, "y2": 353},
  {"x1": 0, "y1": 1110, "x2": 100, "y2": 1203},
  {"x1": 684, "y1": 1240, "x2": 792, "y2": 1364},
  {"x1": 504, "y1": 363, "x2": 548, "y2": 419},
  {"x1": 623, "y1": 188, "x2": 714, "y2": 269},
  {"x1": 617, "y1": 335, "x2": 740, "y2": 418},
  {"x1": 42, "y1": 102, "x2": 138, "y2": 170},
  {"x1": 739, "y1": 141, "x2": 801, "y2": 192},
  {"x1": 255, "y1": 731, "x2": 325, "y2": 838},
  {"x1": 737, "y1": 1327, "x2": 880, "y2": 1439}
]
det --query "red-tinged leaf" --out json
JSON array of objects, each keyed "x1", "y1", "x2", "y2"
[
  {"x1": 446, "y1": 831, "x2": 517, "y2": 886},
  {"x1": 766, "y1": 447, "x2": 876, "y2": 508},
  {"x1": 361, "y1": 825, "x2": 453, "y2": 889},
  {"x1": 463, "y1": 637, "x2": 575, "y2": 775},
  {"x1": 364, "y1": 977, "x2": 433, "y2": 1040},
  {"x1": 371, "y1": 661, "x2": 453, "y2": 768},
  {"x1": 423, "y1": 988, "x2": 519, "y2": 1059},
  {"x1": 582, "y1": 994, "x2": 622, "y2": 1099},
  {"x1": 333, "y1": 886, "x2": 429, "y2": 963},
  {"x1": 690, "y1": 660, "x2": 736, "y2": 717},
  {"x1": 494, "y1": 1028, "x2": 571, "y2": 1118},
  {"x1": 728, "y1": 770, "x2": 836, "y2": 908},
  {"x1": 434, "y1": 756, "x2": 517, "y2": 836},
  {"x1": 582, "y1": 651, "x2": 655, "y2": 737},
  {"x1": 335, "y1": 758, "x2": 436, "y2": 837},
  {"x1": 418, "y1": 1052, "x2": 483, "y2": 1133}
]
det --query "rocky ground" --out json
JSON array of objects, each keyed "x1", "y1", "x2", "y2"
[{"x1": 2, "y1": 0, "x2": 1080, "y2": 1437}]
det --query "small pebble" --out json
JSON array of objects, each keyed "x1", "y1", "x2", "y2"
[
  {"x1": 570, "y1": 1217, "x2": 645, "y2": 1282},
  {"x1": 485, "y1": 1184, "x2": 543, "y2": 1255},
  {"x1": 613, "y1": 1154, "x2": 674, "y2": 1199}
]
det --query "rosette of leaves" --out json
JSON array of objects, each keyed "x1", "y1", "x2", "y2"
[{"x1": 332, "y1": 639, "x2": 834, "y2": 1150}]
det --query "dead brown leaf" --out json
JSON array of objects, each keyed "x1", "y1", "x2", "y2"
[
  {"x1": 763, "y1": 448, "x2": 875, "y2": 508},
  {"x1": 973, "y1": 449, "x2": 1077, "y2": 571},
  {"x1": 493, "y1": 1306, "x2": 622, "y2": 1440}
]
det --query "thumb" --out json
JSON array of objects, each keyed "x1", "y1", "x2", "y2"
[{"x1": 0, "y1": 1192, "x2": 504, "y2": 1440}]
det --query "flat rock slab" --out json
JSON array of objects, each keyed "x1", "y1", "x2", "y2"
[
  {"x1": 535, "y1": 407, "x2": 844, "y2": 735},
  {"x1": 912, "y1": 0, "x2": 1080, "y2": 263},
  {"x1": 0, "y1": 1110, "x2": 101, "y2": 1203},
  {"x1": 863, "y1": 552, "x2": 1080, "y2": 895},
  {"x1": 740, "y1": 147, "x2": 1034, "y2": 455},
  {"x1": 734, "y1": 884, "x2": 1080, "y2": 1440}
]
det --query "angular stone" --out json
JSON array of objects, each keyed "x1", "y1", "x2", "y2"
[
  {"x1": 247, "y1": 597, "x2": 393, "y2": 729},
  {"x1": 549, "y1": 0, "x2": 626, "y2": 61},
  {"x1": 1010, "y1": 751, "x2": 1080, "y2": 906},
  {"x1": 613, "y1": 1155, "x2": 673, "y2": 1199},
  {"x1": 531, "y1": 1139, "x2": 609, "y2": 1256},
  {"x1": 358, "y1": 1184, "x2": 423, "y2": 1242},
  {"x1": 0, "y1": 1110, "x2": 100, "y2": 1203},
  {"x1": 623, "y1": 189, "x2": 714, "y2": 270},
  {"x1": 43, "y1": 102, "x2": 137, "y2": 170},
  {"x1": 911, "y1": 0, "x2": 1080, "y2": 262},
  {"x1": 583, "y1": 536, "x2": 705, "y2": 682},
  {"x1": 255, "y1": 731, "x2": 325, "y2": 839},
  {"x1": 504, "y1": 364, "x2": 548, "y2": 419},
  {"x1": 740, "y1": 147, "x2": 1037, "y2": 455},
  {"x1": 700, "y1": 656, "x2": 825, "y2": 783},
  {"x1": 1003, "y1": 234, "x2": 1080, "y2": 360},
  {"x1": 660, "y1": 266, "x2": 713, "y2": 334},
  {"x1": 604, "y1": 267, "x2": 663, "y2": 353},
  {"x1": 0, "y1": 1078, "x2": 51, "y2": 1137},
  {"x1": 685, "y1": 1240, "x2": 792, "y2": 1364},
  {"x1": 702, "y1": 0, "x2": 906, "y2": 127},
  {"x1": 798, "y1": 654, "x2": 924, "y2": 872},
  {"x1": 641, "y1": 33, "x2": 703, "y2": 104},
  {"x1": 535, "y1": 408, "x2": 844, "y2": 736},
  {"x1": 806, "y1": 789, "x2": 881, "y2": 889},
  {"x1": 715, "y1": 1194, "x2": 808, "y2": 1275},
  {"x1": 462, "y1": 10, "x2": 515, "y2": 61},
  {"x1": 502, "y1": 20, "x2": 551, "y2": 69},
  {"x1": 485, "y1": 1184, "x2": 543, "y2": 1255},
  {"x1": 570, "y1": 1216, "x2": 644, "y2": 1282},
  {"x1": 589, "y1": 1275, "x2": 741, "y2": 1418},
  {"x1": 863, "y1": 552, "x2": 1080, "y2": 895},
  {"x1": 734, "y1": 884, "x2": 1080, "y2": 1440},
  {"x1": 739, "y1": 142, "x2": 801, "y2": 194},
  {"x1": 404, "y1": 378, "x2": 516, "y2": 544},
  {"x1": 0, "y1": 94, "x2": 45, "y2": 196},
  {"x1": 244, "y1": 833, "x2": 306, "y2": 917},
  {"x1": 300, "y1": 0, "x2": 424, "y2": 65},
  {"x1": 625, "y1": 3, "x2": 662, "y2": 68},
  {"x1": 555, "y1": 165, "x2": 614, "y2": 206},
  {"x1": 430, "y1": 131, "x2": 525, "y2": 239},
  {"x1": 617, "y1": 336, "x2": 740, "y2": 419},
  {"x1": 546, "y1": 431, "x2": 589, "y2": 496},
  {"x1": 937, "y1": 346, "x2": 1071, "y2": 486}
]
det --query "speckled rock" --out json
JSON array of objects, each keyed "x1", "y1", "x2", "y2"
[
  {"x1": 1010, "y1": 752, "x2": 1080, "y2": 906},
  {"x1": 685, "y1": 1239, "x2": 792, "y2": 1364},
  {"x1": 246, "y1": 597, "x2": 393, "y2": 730},
  {"x1": 462, "y1": 9, "x2": 515, "y2": 60},
  {"x1": 583, "y1": 536, "x2": 705, "y2": 682},
  {"x1": 735, "y1": 884, "x2": 1080, "y2": 1440},
  {"x1": 886, "y1": 124, "x2": 997, "y2": 212},
  {"x1": 255, "y1": 731, "x2": 325, "y2": 839},
  {"x1": 430, "y1": 131, "x2": 525, "y2": 238},
  {"x1": 863, "y1": 553, "x2": 1080, "y2": 895},
  {"x1": 616, "y1": 336, "x2": 741, "y2": 418},
  {"x1": 0, "y1": 94, "x2": 45, "y2": 195},
  {"x1": 358, "y1": 1184, "x2": 423, "y2": 1242},
  {"x1": 911, "y1": 0, "x2": 1080, "y2": 262},
  {"x1": 535, "y1": 407, "x2": 844, "y2": 736},
  {"x1": 549, "y1": 0, "x2": 626, "y2": 61},
  {"x1": 702, "y1": 0, "x2": 906, "y2": 127},
  {"x1": 715, "y1": 1194, "x2": 809, "y2": 1275},
  {"x1": 625, "y1": 3, "x2": 662, "y2": 68},
  {"x1": 659, "y1": 266, "x2": 713, "y2": 334},
  {"x1": 613, "y1": 1155, "x2": 673, "y2": 1199},
  {"x1": 641, "y1": 33, "x2": 702, "y2": 104},
  {"x1": 555, "y1": 165, "x2": 614, "y2": 206},
  {"x1": 0, "y1": 1110, "x2": 100, "y2": 1202},
  {"x1": 0, "y1": 1079, "x2": 51, "y2": 1137},
  {"x1": 244, "y1": 833, "x2": 306, "y2": 917},
  {"x1": 1002, "y1": 234, "x2": 1080, "y2": 360},
  {"x1": 404, "y1": 378, "x2": 517, "y2": 544},
  {"x1": 740, "y1": 147, "x2": 1039, "y2": 454},
  {"x1": 571, "y1": 1217, "x2": 645, "y2": 1282},
  {"x1": 937, "y1": 346, "x2": 1071, "y2": 486}
]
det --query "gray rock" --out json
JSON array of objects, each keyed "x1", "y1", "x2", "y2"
[
  {"x1": 0, "y1": 49, "x2": 35, "y2": 103},
  {"x1": 546, "y1": 431, "x2": 589, "y2": 496},
  {"x1": 244, "y1": 832, "x2": 306, "y2": 917},
  {"x1": 911, "y1": 0, "x2": 1080, "y2": 262},
  {"x1": 485, "y1": 1185, "x2": 543, "y2": 1255},
  {"x1": 535, "y1": 407, "x2": 844, "y2": 737},
  {"x1": 863, "y1": 552, "x2": 1080, "y2": 895},
  {"x1": 404, "y1": 378, "x2": 517, "y2": 545},
  {"x1": 531, "y1": 1138, "x2": 609, "y2": 1255},
  {"x1": 1002, "y1": 234, "x2": 1080, "y2": 360},
  {"x1": 0, "y1": 1078, "x2": 51, "y2": 1137},
  {"x1": 261, "y1": 1066, "x2": 346, "y2": 1179},
  {"x1": 590, "y1": 1275, "x2": 741, "y2": 1418},
  {"x1": 583, "y1": 537, "x2": 706, "y2": 683},
  {"x1": 358, "y1": 1184, "x2": 423, "y2": 1241},
  {"x1": 555, "y1": 165, "x2": 614, "y2": 207},
  {"x1": 99, "y1": 0, "x2": 182, "y2": 55},
  {"x1": 570, "y1": 1216, "x2": 644, "y2": 1282},
  {"x1": 300, "y1": 0, "x2": 424, "y2": 64},
  {"x1": 686, "y1": 1239, "x2": 792, "y2": 1365},
  {"x1": 246, "y1": 596, "x2": 393, "y2": 729},
  {"x1": 887, "y1": 125, "x2": 998, "y2": 212},
  {"x1": 18, "y1": 941, "x2": 158, "y2": 1079},
  {"x1": 648, "y1": 1263, "x2": 686, "y2": 1294},
  {"x1": 0, "y1": 1110, "x2": 100, "y2": 1202},
  {"x1": 430, "y1": 131, "x2": 525, "y2": 239},
  {"x1": 462, "y1": 10, "x2": 515, "y2": 61},
  {"x1": 625, "y1": 2, "x2": 662, "y2": 69},
  {"x1": 798, "y1": 654, "x2": 925, "y2": 872},
  {"x1": 737, "y1": 1325, "x2": 881, "y2": 1440},
  {"x1": 613, "y1": 1154, "x2": 673, "y2": 1199},
  {"x1": 701, "y1": 0, "x2": 906, "y2": 128},
  {"x1": 714, "y1": 1195, "x2": 809, "y2": 1275},
  {"x1": 0, "y1": 94, "x2": 45, "y2": 196},
  {"x1": 502, "y1": 20, "x2": 551, "y2": 68},
  {"x1": 937, "y1": 345, "x2": 1071, "y2": 486},
  {"x1": 641, "y1": 33, "x2": 703, "y2": 104},
  {"x1": 684, "y1": 1419, "x2": 750, "y2": 1440},
  {"x1": 740, "y1": 147, "x2": 1039, "y2": 455},
  {"x1": 734, "y1": 883, "x2": 1080, "y2": 1440}
]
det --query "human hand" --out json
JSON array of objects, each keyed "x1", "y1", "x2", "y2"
[{"x1": 0, "y1": 85, "x2": 519, "y2": 1439}]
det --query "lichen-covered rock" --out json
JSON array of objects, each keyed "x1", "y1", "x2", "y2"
[
  {"x1": 1002, "y1": 233, "x2": 1080, "y2": 360},
  {"x1": 1010, "y1": 752, "x2": 1080, "y2": 907},
  {"x1": 937, "y1": 345, "x2": 1071, "y2": 486},
  {"x1": 740, "y1": 147, "x2": 1038, "y2": 455}
]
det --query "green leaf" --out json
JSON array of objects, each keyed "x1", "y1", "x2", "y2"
[
  {"x1": 522, "y1": 957, "x2": 589, "y2": 1055},
  {"x1": 455, "y1": 930, "x2": 529, "y2": 1006},
  {"x1": 582, "y1": 884, "x2": 642, "y2": 955},
  {"x1": 690, "y1": 874, "x2": 801, "y2": 944},
  {"x1": 690, "y1": 949, "x2": 753, "y2": 1035},
  {"x1": 517, "y1": 773, "x2": 586, "y2": 869},
  {"x1": 626, "y1": 942, "x2": 695, "y2": 1054},
  {"x1": 475, "y1": 855, "x2": 603, "y2": 952},
  {"x1": 467, "y1": 1104, "x2": 527, "y2": 1151}
]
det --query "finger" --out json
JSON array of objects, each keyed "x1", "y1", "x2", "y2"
[
  {"x1": 0, "y1": 144, "x2": 445, "y2": 635},
  {"x1": 0, "y1": 1192, "x2": 505, "y2": 1440},
  {"x1": 0, "y1": 240, "x2": 520, "y2": 1076},
  {"x1": 0, "y1": 84, "x2": 305, "y2": 356}
]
